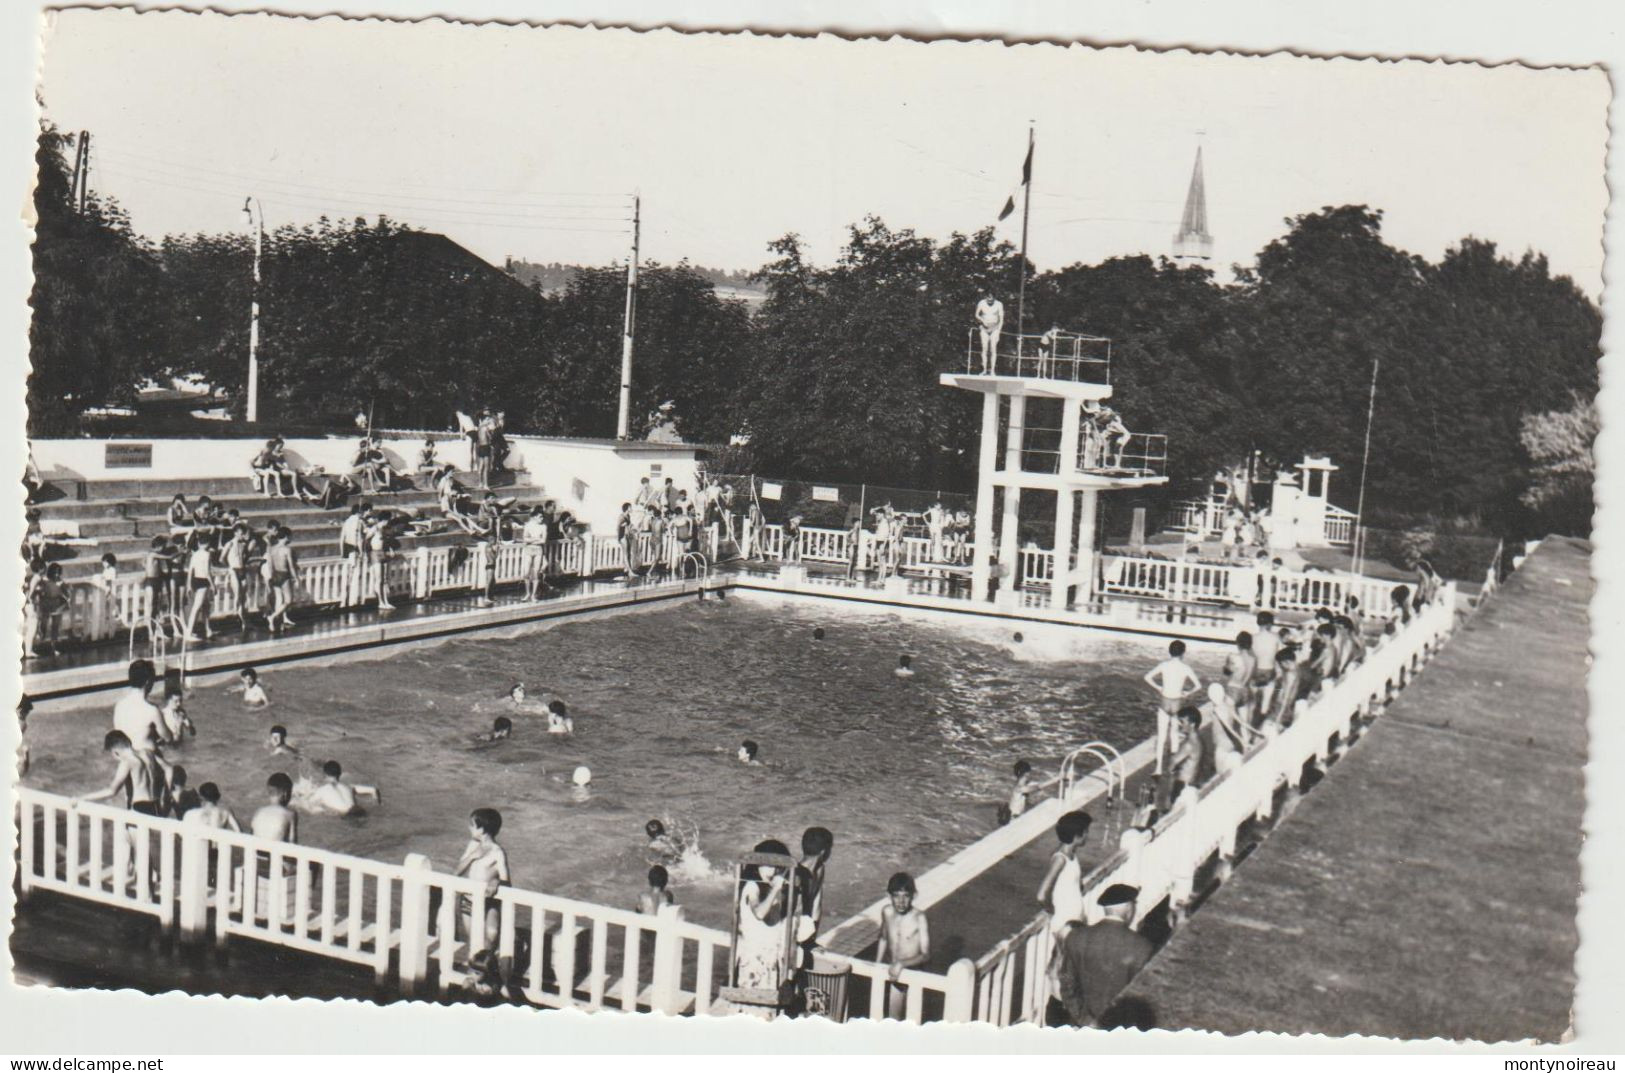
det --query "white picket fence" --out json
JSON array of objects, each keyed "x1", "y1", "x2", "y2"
[
  {"x1": 16, "y1": 579, "x2": 1456, "y2": 1024},
  {"x1": 748, "y1": 526, "x2": 1406, "y2": 621},
  {"x1": 964, "y1": 583, "x2": 1458, "y2": 1025},
  {"x1": 1100, "y1": 554, "x2": 1407, "y2": 621},
  {"x1": 45, "y1": 528, "x2": 722, "y2": 651},
  {"x1": 16, "y1": 786, "x2": 974, "y2": 1021}
]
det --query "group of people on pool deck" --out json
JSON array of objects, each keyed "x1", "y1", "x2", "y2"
[{"x1": 1142, "y1": 596, "x2": 1385, "y2": 816}]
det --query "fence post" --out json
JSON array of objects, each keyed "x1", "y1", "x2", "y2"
[
  {"x1": 414, "y1": 547, "x2": 431, "y2": 599},
  {"x1": 943, "y1": 957, "x2": 978, "y2": 1022},
  {"x1": 650, "y1": 904, "x2": 684, "y2": 1014},
  {"x1": 397, "y1": 853, "x2": 434, "y2": 997},
  {"x1": 177, "y1": 830, "x2": 211, "y2": 944}
]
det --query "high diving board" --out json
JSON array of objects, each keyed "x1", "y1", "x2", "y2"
[{"x1": 939, "y1": 372, "x2": 1113, "y2": 402}]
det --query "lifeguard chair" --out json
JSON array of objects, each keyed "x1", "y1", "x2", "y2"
[{"x1": 944, "y1": 326, "x2": 1169, "y2": 609}]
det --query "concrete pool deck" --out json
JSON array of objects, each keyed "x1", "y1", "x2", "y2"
[
  {"x1": 20, "y1": 573, "x2": 716, "y2": 700},
  {"x1": 1123, "y1": 536, "x2": 1589, "y2": 1042},
  {"x1": 21, "y1": 558, "x2": 1261, "y2": 701}
]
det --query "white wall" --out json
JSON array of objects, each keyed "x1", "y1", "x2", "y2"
[
  {"x1": 32, "y1": 437, "x2": 371, "y2": 481},
  {"x1": 30, "y1": 435, "x2": 706, "y2": 535},
  {"x1": 506, "y1": 438, "x2": 703, "y2": 533}
]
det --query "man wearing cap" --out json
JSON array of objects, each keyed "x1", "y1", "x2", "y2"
[{"x1": 1056, "y1": 883, "x2": 1155, "y2": 1028}]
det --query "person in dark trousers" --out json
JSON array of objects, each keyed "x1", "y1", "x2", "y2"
[{"x1": 1055, "y1": 883, "x2": 1155, "y2": 1028}]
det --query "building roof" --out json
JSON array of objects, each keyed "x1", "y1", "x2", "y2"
[{"x1": 1172, "y1": 147, "x2": 1214, "y2": 260}]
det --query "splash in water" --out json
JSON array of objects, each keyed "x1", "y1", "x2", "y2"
[{"x1": 648, "y1": 815, "x2": 725, "y2": 884}]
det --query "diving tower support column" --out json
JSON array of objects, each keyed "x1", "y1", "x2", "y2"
[
  {"x1": 971, "y1": 392, "x2": 1000, "y2": 601},
  {"x1": 997, "y1": 394, "x2": 1027, "y2": 608},
  {"x1": 1051, "y1": 396, "x2": 1082, "y2": 609}
]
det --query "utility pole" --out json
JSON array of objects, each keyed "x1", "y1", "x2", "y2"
[
  {"x1": 69, "y1": 131, "x2": 89, "y2": 214},
  {"x1": 242, "y1": 197, "x2": 264, "y2": 424},
  {"x1": 616, "y1": 193, "x2": 641, "y2": 441}
]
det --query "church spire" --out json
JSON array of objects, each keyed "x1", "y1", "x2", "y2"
[{"x1": 1172, "y1": 146, "x2": 1213, "y2": 260}]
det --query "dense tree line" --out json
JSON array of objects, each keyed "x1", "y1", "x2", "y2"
[{"x1": 29, "y1": 125, "x2": 1599, "y2": 537}]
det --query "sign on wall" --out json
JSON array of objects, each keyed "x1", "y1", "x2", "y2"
[
  {"x1": 105, "y1": 443, "x2": 153, "y2": 469},
  {"x1": 812, "y1": 486, "x2": 840, "y2": 502},
  {"x1": 760, "y1": 482, "x2": 783, "y2": 500}
]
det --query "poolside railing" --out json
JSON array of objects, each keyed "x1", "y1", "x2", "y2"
[
  {"x1": 963, "y1": 584, "x2": 1457, "y2": 1024},
  {"x1": 745, "y1": 527, "x2": 1409, "y2": 620},
  {"x1": 42, "y1": 528, "x2": 733, "y2": 653},
  {"x1": 1100, "y1": 554, "x2": 1408, "y2": 621},
  {"x1": 963, "y1": 328, "x2": 1112, "y2": 386},
  {"x1": 16, "y1": 786, "x2": 977, "y2": 1022}
]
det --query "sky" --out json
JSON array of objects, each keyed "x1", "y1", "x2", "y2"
[{"x1": 37, "y1": 8, "x2": 1611, "y2": 295}]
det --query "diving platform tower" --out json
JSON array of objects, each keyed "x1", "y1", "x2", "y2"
[{"x1": 943, "y1": 329, "x2": 1168, "y2": 609}]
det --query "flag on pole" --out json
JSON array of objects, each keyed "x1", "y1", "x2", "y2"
[
  {"x1": 994, "y1": 139, "x2": 1033, "y2": 221},
  {"x1": 996, "y1": 139, "x2": 1034, "y2": 222}
]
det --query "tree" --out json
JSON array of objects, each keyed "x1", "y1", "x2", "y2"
[
  {"x1": 28, "y1": 123, "x2": 169, "y2": 433},
  {"x1": 737, "y1": 220, "x2": 1019, "y2": 486},
  {"x1": 1520, "y1": 393, "x2": 1596, "y2": 536}
]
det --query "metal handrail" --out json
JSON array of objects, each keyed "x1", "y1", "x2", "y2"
[
  {"x1": 1059, "y1": 741, "x2": 1126, "y2": 803},
  {"x1": 964, "y1": 329, "x2": 1111, "y2": 385}
]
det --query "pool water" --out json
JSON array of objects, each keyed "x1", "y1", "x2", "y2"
[{"x1": 21, "y1": 600, "x2": 1221, "y2": 931}]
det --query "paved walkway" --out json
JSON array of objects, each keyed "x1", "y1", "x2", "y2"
[{"x1": 1126, "y1": 537, "x2": 1588, "y2": 1042}]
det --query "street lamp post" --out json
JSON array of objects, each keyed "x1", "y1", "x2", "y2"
[{"x1": 242, "y1": 197, "x2": 264, "y2": 424}]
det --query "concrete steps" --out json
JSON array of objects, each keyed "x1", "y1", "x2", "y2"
[{"x1": 32, "y1": 469, "x2": 549, "y2": 580}]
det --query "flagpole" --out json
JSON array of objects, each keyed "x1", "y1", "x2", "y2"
[
  {"x1": 1016, "y1": 124, "x2": 1033, "y2": 347},
  {"x1": 1352, "y1": 357, "x2": 1379, "y2": 578}
]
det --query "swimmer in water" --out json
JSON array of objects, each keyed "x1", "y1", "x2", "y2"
[
  {"x1": 737, "y1": 739, "x2": 760, "y2": 765},
  {"x1": 646, "y1": 819, "x2": 682, "y2": 859},
  {"x1": 546, "y1": 699, "x2": 573, "y2": 735},
  {"x1": 251, "y1": 772, "x2": 299, "y2": 844},
  {"x1": 308, "y1": 759, "x2": 363, "y2": 816},
  {"x1": 895, "y1": 654, "x2": 915, "y2": 678},
  {"x1": 160, "y1": 685, "x2": 196, "y2": 744},
  {"x1": 232, "y1": 667, "x2": 270, "y2": 708},
  {"x1": 1004, "y1": 759, "x2": 1038, "y2": 823},
  {"x1": 267, "y1": 725, "x2": 300, "y2": 758},
  {"x1": 813, "y1": 627, "x2": 825, "y2": 641},
  {"x1": 638, "y1": 865, "x2": 676, "y2": 915},
  {"x1": 186, "y1": 781, "x2": 242, "y2": 832},
  {"x1": 482, "y1": 716, "x2": 513, "y2": 743}
]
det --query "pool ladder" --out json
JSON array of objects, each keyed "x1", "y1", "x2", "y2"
[{"x1": 1059, "y1": 741, "x2": 1127, "y2": 804}]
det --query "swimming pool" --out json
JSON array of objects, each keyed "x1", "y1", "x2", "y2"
[{"x1": 20, "y1": 599, "x2": 1222, "y2": 932}]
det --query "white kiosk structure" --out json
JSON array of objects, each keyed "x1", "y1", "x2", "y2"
[
  {"x1": 943, "y1": 329, "x2": 1168, "y2": 609},
  {"x1": 1268, "y1": 455, "x2": 1355, "y2": 550}
]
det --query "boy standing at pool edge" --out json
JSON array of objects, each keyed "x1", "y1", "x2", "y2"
[
  {"x1": 878, "y1": 872, "x2": 931, "y2": 1019},
  {"x1": 1144, "y1": 640, "x2": 1201, "y2": 774}
]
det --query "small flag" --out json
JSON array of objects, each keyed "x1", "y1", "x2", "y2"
[
  {"x1": 572, "y1": 478, "x2": 588, "y2": 501},
  {"x1": 761, "y1": 482, "x2": 783, "y2": 501},
  {"x1": 996, "y1": 135, "x2": 1033, "y2": 223}
]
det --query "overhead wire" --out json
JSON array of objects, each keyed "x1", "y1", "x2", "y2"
[
  {"x1": 95, "y1": 143, "x2": 630, "y2": 208},
  {"x1": 93, "y1": 161, "x2": 632, "y2": 235},
  {"x1": 94, "y1": 149, "x2": 631, "y2": 220}
]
